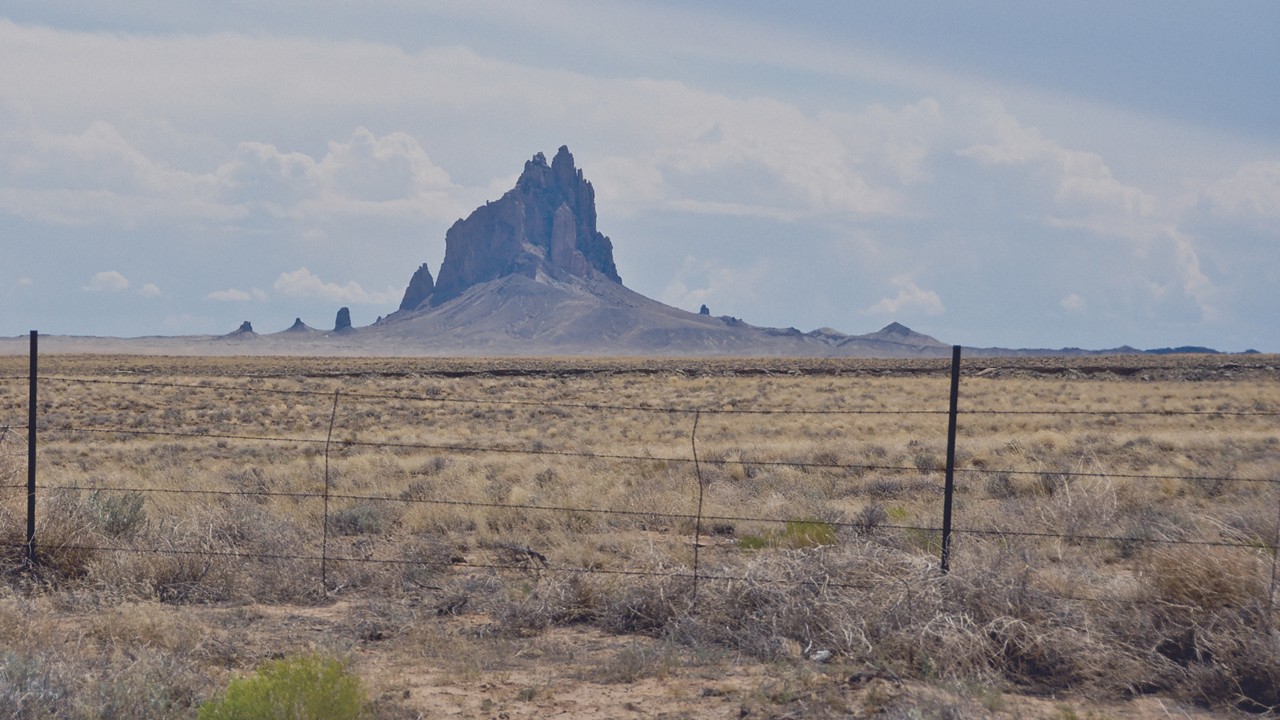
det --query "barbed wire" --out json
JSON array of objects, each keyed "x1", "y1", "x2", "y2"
[
  {"x1": 961, "y1": 408, "x2": 1279, "y2": 417},
  {"x1": 5, "y1": 364, "x2": 1278, "y2": 606},
  {"x1": 32, "y1": 376, "x2": 948, "y2": 416},
  {"x1": 23, "y1": 374, "x2": 1280, "y2": 416},
  {"x1": 18, "y1": 481, "x2": 1280, "y2": 553},
  {"x1": 954, "y1": 465, "x2": 1280, "y2": 486},
  {"x1": 0, "y1": 540, "x2": 886, "y2": 591},
  {"x1": 34, "y1": 420, "x2": 1280, "y2": 487},
  {"x1": 2, "y1": 540, "x2": 1271, "y2": 609},
  {"x1": 39, "y1": 423, "x2": 928, "y2": 475}
]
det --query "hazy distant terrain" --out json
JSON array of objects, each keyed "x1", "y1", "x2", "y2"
[{"x1": 2, "y1": 148, "x2": 1252, "y2": 358}]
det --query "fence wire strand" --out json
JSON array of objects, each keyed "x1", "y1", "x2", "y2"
[
  {"x1": 5, "y1": 362, "x2": 1278, "y2": 604},
  {"x1": 33, "y1": 420, "x2": 1280, "y2": 487}
]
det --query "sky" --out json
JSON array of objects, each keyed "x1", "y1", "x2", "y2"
[{"x1": 2, "y1": 1, "x2": 1278, "y2": 351}]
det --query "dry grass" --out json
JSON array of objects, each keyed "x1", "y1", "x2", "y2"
[{"x1": 0, "y1": 353, "x2": 1277, "y2": 717}]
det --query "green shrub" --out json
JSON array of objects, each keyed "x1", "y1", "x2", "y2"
[
  {"x1": 88, "y1": 490, "x2": 148, "y2": 538},
  {"x1": 782, "y1": 519, "x2": 837, "y2": 548},
  {"x1": 198, "y1": 654, "x2": 366, "y2": 720},
  {"x1": 737, "y1": 520, "x2": 837, "y2": 550}
]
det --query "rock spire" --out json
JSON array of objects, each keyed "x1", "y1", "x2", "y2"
[
  {"x1": 400, "y1": 146, "x2": 622, "y2": 309},
  {"x1": 334, "y1": 307, "x2": 353, "y2": 332},
  {"x1": 399, "y1": 263, "x2": 435, "y2": 312}
]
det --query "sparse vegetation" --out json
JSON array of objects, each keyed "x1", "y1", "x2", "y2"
[
  {"x1": 198, "y1": 653, "x2": 366, "y2": 720},
  {"x1": 0, "y1": 353, "x2": 1276, "y2": 718}
]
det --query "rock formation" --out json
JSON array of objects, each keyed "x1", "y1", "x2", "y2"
[
  {"x1": 400, "y1": 146, "x2": 622, "y2": 309},
  {"x1": 284, "y1": 317, "x2": 311, "y2": 332},
  {"x1": 367, "y1": 146, "x2": 956, "y2": 357},
  {"x1": 334, "y1": 307, "x2": 353, "y2": 332},
  {"x1": 235, "y1": 321, "x2": 254, "y2": 334},
  {"x1": 399, "y1": 263, "x2": 435, "y2": 312}
]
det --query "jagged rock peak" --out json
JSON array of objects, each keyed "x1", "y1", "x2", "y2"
[
  {"x1": 399, "y1": 263, "x2": 435, "y2": 312},
  {"x1": 235, "y1": 321, "x2": 254, "y2": 334},
  {"x1": 425, "y1": 146, "x2": 622, "y2": 306},
  {"x1": 334, "y1": 307, "x2": 352, "y2": 332},
  {"x1": 285, "y1": 317, "x2": 311, "y2": 332}
]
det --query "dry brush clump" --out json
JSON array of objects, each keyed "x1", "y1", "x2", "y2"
[{"x1": 0, "y1": 593, "x2": 215, "y2": 720}]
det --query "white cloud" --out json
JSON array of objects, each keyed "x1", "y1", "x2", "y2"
[
  {"x1": 16, "y1": 277, "x2": 34, "y2": 288},
  {"x1": 273, "y1": 267, "x2": 400, "y2": 305},
  {"x1": 0, "y1": 21, "x2": 907, "y2": 225},
  {"x1": 658, "y1": 257, "x2": 770, "y2": 314},
  {"x1": 958, "y1": 104, "x2": 1157, "y2": 225},
  {"x1": 215, "y1": 141, "x2": 321, "y2": 210},
  {"x1": 207, "y1": 288, "x2": 267, "y2": 302},
  {"x1": 82, "y1": 270, "x2": 130, "y2": 292},
  {"x1": 0, "y1": 14, "x2": 1276, "y2": 349},
  {"x1": 0, "y1": 118, "x2": 461, "y2": 230},
  {"x1": 824, "y1": 98, "x2": 946, "y2": 186},
  {"x1": 865, "y1": 274, "x2": 944, "y2": 317},
  {"x1": 138, "y1": 283, "x2": 162, "y2": 298},
  {"x1": 1202, "y1": 161, "x2": 1280, "y2": 221},
  {"x1": 1165, "y1": 229, "x2": 1217, "y2": 320},
  {"x1": 1060, "y1": 293, "x2": 1087, "y2": 312},
  {"x1": 319, "y1": 127, "x2": 453, "y2": 202}
]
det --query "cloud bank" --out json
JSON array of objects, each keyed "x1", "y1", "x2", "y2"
[{"x1": 1, "y1": 7, "x2": 1277, "y2": 349}]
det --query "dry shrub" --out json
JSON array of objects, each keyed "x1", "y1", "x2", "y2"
[
  {"x1": 85, "y1": 497, "x2": 319, "y2": 604},
  {"x1": 494, "y1": 572, "x2": 609, "y2": 632},
  {"x1": 30, "y1": 491, "x2": 101, "y2": 581},
  {"x1": 1142, "y1": 545, "x2": 1265, "y2": 611},
  {"x1": 600, "y1": 572, "x2": 693, "y2": 635},
  {"x1": 394, "y1": 535, "x2": 459, "y2": 590},
  {"x1": 0, "y1": 598, "x2": 212, "y2": 720},
  {"x1": 1136, "y1": 544, "x2": 1279, "y2": 711},
  {"x1": 574, "y1": 640, "x2": 682, "y2": 684},
  {"x1": 329, "y1": 502, "x2": 398, "y2": 535}
]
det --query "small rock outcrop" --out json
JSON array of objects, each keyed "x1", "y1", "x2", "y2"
[
  {"x1": 334, "y1": 307, "x2": 352, "y2": 332},
  {"x1": 699, "y1": 304, "x2": 710, "y2": 316},
  {"x1": 399, "y1": 263, "x2": 435, "y2": 312},
  {"x1": 284, "y1": 317, "x2": 312, "y2": 332},
  {"x1": 402, "y1": 146, "x2": 622, "y2": 308},
  {"x1": 235, "y1": 321, "x2": 254, "y2": 334}
]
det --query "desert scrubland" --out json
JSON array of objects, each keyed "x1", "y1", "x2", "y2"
[{"x1": 1, "y1": 353, "x2": 1278, "y2": 719}]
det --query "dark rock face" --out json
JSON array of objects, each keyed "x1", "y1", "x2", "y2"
[
  {"x1": 399, "y1": 263, "x2": 435, "y2": 312},
  {"x1": 285, "y1": 317, "x2": 310, "y2": 332},
  {"x1": 334, "y1": 307, "x2": 352, "y2": 332},
  {"x1": 699, "y1": 304, "x2": 710, "y2": 316},
  {"x1": 426, "y1": 146, "x2": 622, "y2": 305},
  {"x1": 236, "y1": 321, "x2": 253, "y2": 334}
]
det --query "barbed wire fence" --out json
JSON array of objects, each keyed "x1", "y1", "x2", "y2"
[{"x1": 1, "y1": 337, "x2": 1278, "y2": 616}]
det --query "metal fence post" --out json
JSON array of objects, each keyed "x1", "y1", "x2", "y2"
[
  {"x1": 1269, "y1": 480, "x2": 1279, "y2": 622},
  {"x1": 322, "y1": 389, "x2": 340, "y2": 593},
  {"x1": 940, "y1": 345, "x2": 961, "y2": 574},
  {"x1": 26, "y1": 330, "x2": 37, "y2": 568}
]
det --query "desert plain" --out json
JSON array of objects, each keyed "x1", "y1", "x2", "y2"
[{"x1": 1, "y1": 352, "x2": 1278, "y2": 718}]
